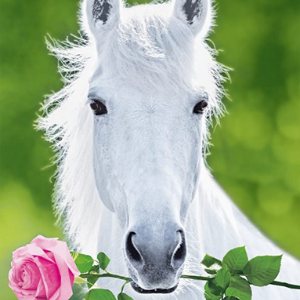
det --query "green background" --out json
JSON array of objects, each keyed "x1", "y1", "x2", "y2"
[{"x1": 0, "y1": 0, "x2": 299, "y2": 298}]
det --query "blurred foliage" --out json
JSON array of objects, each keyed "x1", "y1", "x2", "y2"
[
  {"x1": 208, "y1": 0, "x2": 300, "y2": 262},
  {"x1": 0, "y1": 0, "x2": 299, "y2": 299}
]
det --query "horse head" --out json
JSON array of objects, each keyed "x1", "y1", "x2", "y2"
[{"x1": 82, "y1": 0, "x2": 220, "y2": 292}]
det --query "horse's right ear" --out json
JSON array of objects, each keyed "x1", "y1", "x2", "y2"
[
  {"x1": 82, "y1": 0, "x2": 121, "y2": 37},
  {"x1": 173, "y1": 0, "x2": 213, "y2": 37}
]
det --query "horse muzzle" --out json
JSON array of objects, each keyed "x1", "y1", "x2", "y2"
[{"x1": 124, "y1": 224, "x2": 186, "y2": 293}]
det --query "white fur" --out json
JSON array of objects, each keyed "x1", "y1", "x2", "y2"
[{"x1": 38, "y1": 0, "x2": 300, "y2": 299}]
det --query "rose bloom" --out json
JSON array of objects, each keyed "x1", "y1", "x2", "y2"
[{"x1": 9, "y1": 235, "x2": 80, "y2": 300}]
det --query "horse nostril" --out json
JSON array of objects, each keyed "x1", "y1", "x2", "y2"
[
  {"x1": 173, "y1": 230, "x2": 186, "y2": 262},
  {"x1": 126, "y1": 232, "x2": 142, "y2": 262}
]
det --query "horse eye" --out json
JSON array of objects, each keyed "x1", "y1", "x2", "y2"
[
  {"x1": 193, "y1": 100, "x2": 208, "y2": 114},
  {"x1": 90, "y1": 100, "x2": 107, "y2": 115}
]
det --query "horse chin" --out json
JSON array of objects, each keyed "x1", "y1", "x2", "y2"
[{"x1": 130, "y1": 281, "x2": 178, "y2": 294}]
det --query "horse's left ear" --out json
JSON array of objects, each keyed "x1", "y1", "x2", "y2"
[
  {"x1": 173, "y1": 0, "x2": 213, "y2": 37},
  {"x1": 82, "y1": 0, "x2": 121, "y2": 38}
]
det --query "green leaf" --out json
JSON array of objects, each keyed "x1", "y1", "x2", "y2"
[
  {"x1": 204, "y1": 281, "x2": 223, "y2": 300},
  {"x1": 117, "y1": 293, "x2": 134, "y2": 300},
  {"x1": 204, "y1": 268, "x2": 231, "y2": 300},
  {"x1": 215, "y1": 267, "x2": 231, "y2": 290},
  {"x1": 87, "y1": 265, "x2": 100, "y2": 288},
  {"x1": 243, "y1": 255, "x2": 282, "y2": 286},
  {"x1": 97, "y1": 252, "x2": 111, "y2": 270},
  {"x1": 84, "y1": 289, "x2": 116, "y2": 300},
  {"x1": 223, "y1": 247, "x2": 248, "y2": 274},
  {"x1": 72, "y1": 252, "x2": 94, "y2": 273},
  {"x1": 70, "y1": 251, "x2": 78, "y2": 260},
  {"x1": 208, "y1": 279, "x2": 224, "y2": 296},
  {"x1": 224, "y1": 297, "x2": 240, "y2": 300},
  {"x1": 225, "y1": 276, "x2": 252, "y2": 300},
  {"x1": 202, "y1": 254, "x2": 223, "y2": 274}
]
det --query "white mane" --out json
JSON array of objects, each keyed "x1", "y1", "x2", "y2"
[{"x1": 37, "y1": 1, "x2": 226, "y2": 251}]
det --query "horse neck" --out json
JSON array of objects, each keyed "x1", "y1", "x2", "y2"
[{"x1": 187, "y1": 170, "x2": 275, "y2": 259}]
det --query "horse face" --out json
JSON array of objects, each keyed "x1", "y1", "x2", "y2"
[
  {"x1": 90, "y1": 79, "x2": 208, "y2": 292},
  {"x1": 85, "y1": 0, "x2": 213, "y2": 293}
]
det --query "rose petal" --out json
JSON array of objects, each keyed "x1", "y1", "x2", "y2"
[
  {"x1": 33, "y1": 236, "x2": 79, "y2": 299},
  {"x1": 33, "y1": 256, "x2": 60, "y2": 299},
  {"x1": 33, "y1": 237, "x2": 80, "y2": 278},
  {"x1": 33, "y1": 237, "x2": 79, "y2": 299},
  {"x1": 9, "y1": 268, "x2": 37, "y2": 300},
  {"x1": 31, "y1": 235, "x2": 59, "y2": 250},
  {"x1": 35, "y1": 278, "x2": 47, "y2": 299},
  {"x1": 9, "y1": 259, "x2": 40, "y2": 293},
  {"x1": 50, "y1": 248, "x2": 73, "y2": 300},
  {"x1": 50, "y1": 241, "x2": 80, "y2": 278},
  {"x1": 22, "y1": 261, "x2": 41, "y2": 290},
  {"x1": 13, "y1": 244, "x2": 54, "y2": 264}
]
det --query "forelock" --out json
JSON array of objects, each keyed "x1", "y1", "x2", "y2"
[{"x1": 96, "y1": 2, "x2": 213, "y2": 90}]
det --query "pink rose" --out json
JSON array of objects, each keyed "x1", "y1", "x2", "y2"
[{"x1": 9, "y1": 235, "x2": 80, "y2": 300}]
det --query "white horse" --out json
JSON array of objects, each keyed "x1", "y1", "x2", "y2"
[{"x1": 38, "y1": 0, "x2": 300, "y2": 299}]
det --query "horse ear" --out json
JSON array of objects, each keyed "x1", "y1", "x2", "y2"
[
  {"x1": 173, "y1": 0, "x2": 213, "y2": 36},
  {"x1": 83, "y1": 0, "x2": 121, "y2": 37}
]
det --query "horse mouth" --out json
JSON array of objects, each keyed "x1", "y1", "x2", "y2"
[{"x1": 130, "y1": 282, "x2": 178, "y2": 294}]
